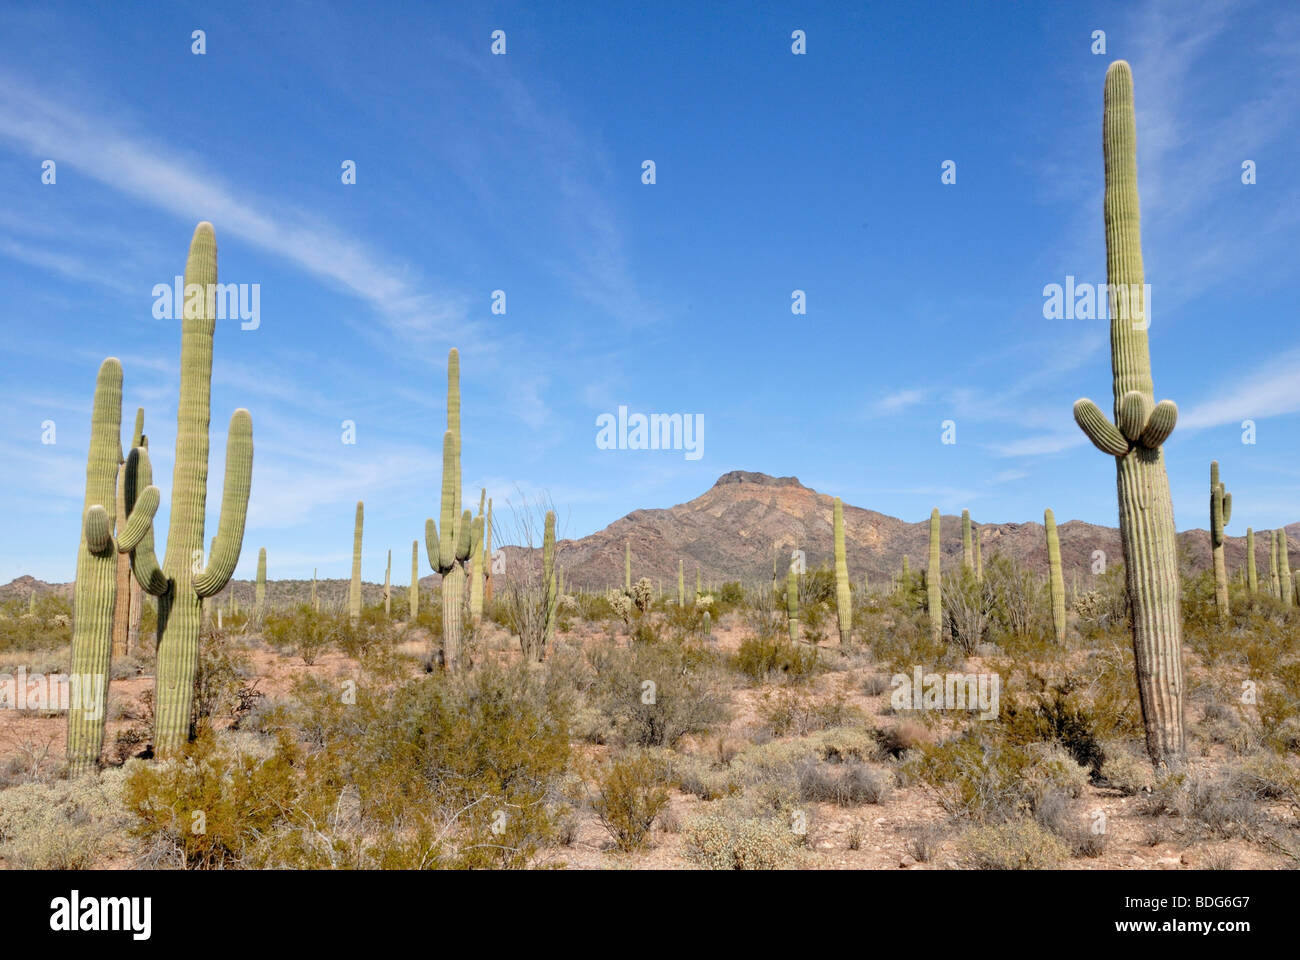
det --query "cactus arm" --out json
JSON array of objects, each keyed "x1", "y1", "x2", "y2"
[
  {"x1": 1222, "y1": 493, "x2": 1231, "y2": 526},
  {"x1": 122, "y1": 446, "x2": 169, "y2": 596},
  {"x1": 85, "y1": 505, "x2": 113, "y2": 554},
  {"x1": 1138, "y1": 400, "x2": 1177, "y2": 448},
  {"x1": 1073, "y1": 399, "x2": 1130, "y2": 456},
  {"x1": 193, "y1": 409, "x2": 254, "y2": 598},
  {"x1": 454, "y1": 508, "x2": 473, "y2": 562},
  {"x1": 118, "y1": 485, "x2": 160, "y2": 552},
  {"x1": 425, "y1": 517, "x2": 438, "y2": 569},
  {"x1": 437, "y1": 429, "x2": 457, "y2": 570}
]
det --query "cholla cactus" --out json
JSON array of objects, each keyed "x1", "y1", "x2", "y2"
[
  {"x1": 833, "y1": 497, "x2": 851, "y2": 645},
  {"x1": 694, "y1": 594, "x2": 713, "y2": 610},
  {"x1": 1210, "y1": 462, "x2": 1231, "y2": 617},
  {"x1": 608, "y1": 590, "x2": 633, "y2": 625},
  {"x1": 632, "y1": 576, "x2": 653, "y2": 612},
  {"x1": 122, "y1": 223, "x2": 253, "y2": 758},
  {"x1": 1071, "y1": 63, "x2": 1184, "y2": 768}
]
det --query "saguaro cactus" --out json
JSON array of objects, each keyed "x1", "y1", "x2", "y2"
[
  {"x1": 1278, "y1": 529, "x2": 1293, "y2": 608},
  {"x1": 1270, "y1": 530, "x2": 1280, "y2": 599},
  {"x1": 624, "y1": 539, "x2": 631, "y2": 592},
  {"x1": 833, "y1": 497, "x2": 851, "y2": 645},
  {"x1": 255, "y1": 547, "x2": 267, "y2": 622},
  {"x1": 409, "y1": 541, "x2": 419, "y2": 619},
  {"x1": 349, "y1": 501, "x2": 363, "y2": 621},
  {"x1": 1071, "y1": 63, "x2": 1184, "y2": 769},
  {"x1": 424, "y1": 349, "x2": 478, "y2": 671},
  {"x1": 123, "y1": 225, "x2": 252, "y2": 757},
  {"x1": 927, "y1": 508, "x2": 941, "y2": 642},
  {"x1": 786, "y1": 561, "x2": 799, "y2": 643},
  {"x1": 483, "y1": 497, "x2": 494, "y2": 606},
  {"x1": 311, "y1": 568, "x2": 318, "y2": 612},
  {"x1": 961, "y1": 510, "x2": 973, "y2": 571},
  {"x1": 111, "y1": 407, "x2": 146, "y2": 659},
  {"x1": 1209, "y1": 462, "x2": 1231, "y2": 617},
  {"x1": 67, "y1": 360, "x2": 140, "y2": 773},
  {"x1": 540, "y1": 509, "x2": 557, "y2": 659},
  {"x1": 383, "y1": 549, "x2": 392, "y2": 617},
  {"x1": 469, "y1": 489, "x2": 486, "y2": 624},
  {"x1": 974, "y1": 524, "x2": 983, "y2": 583},
  {"x1": 1045, "y1": 509, "x2": 1066, "y2": 643},
  {"x1": 678, "y1": 560, "x2": 685, "y2": 606},
  {"x1": 1246, "y1": 528, "x2": 1257, "y2": 596}
]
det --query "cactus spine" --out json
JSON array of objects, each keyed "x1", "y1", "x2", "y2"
[
  {"x1": 383, "y1": 549, "x2": 391, "y2": 617},
  {"x1": 409, "y1": 541, "x2": 419, "y2": 618},
  {"x1": 833, "y1": 497, "x2": 851, "y2": 645},
  {"x1": 469, "y1": 489, "x2": 486, "y2": 624},
  {"x1": 1246, "y1": 528, "x2": 1257, "y2": 595},
  {"x1": 540, "y1": 509, "x2": 556, "y2": 660},
  {"x1": 255, "y1": 547, "x2": 266, "y2": 622},
  {"x1": 961, "y1": 510, "x2": 973, "y2": 571},
  {"x1": 1045, "y1": 509, "x2": 1066, "y2": 643},
  {"x1": 424, "y1": 349, "x2": 477, "y2": 671},
  {"x1": 1071, "y1": 63, "x2": 1184, "y2": 768},
  {"x1": 1279, "y1": 530, "x2": 1292, "y2": 607},
  {"x1": 1209, "y1": 461, "x2": 1231, "y2": 617},
  {"x1": 786, "y1": 560, "x2": 799, "y2": 643},
  {"x1": 927, "y1": 508, "x2": 941, "y2": 642},
  {"x1": 122, "y1": 224, "x2": 252, "y2": 758},
  {"x1": 349, "y1": 501, "x2": 363, "y2": 621}
]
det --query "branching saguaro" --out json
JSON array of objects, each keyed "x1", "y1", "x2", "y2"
[
  {"x1": 1209, "y1": 461, "x2": 1231, "y2": 618},
  {"x1": 124, "y1": 223, "x2": 253, "y2": 758},
  {"x1": 1072, "y1": 63, "x2": 1184, "y2": 770},
  {"x1": 833, "y1": 497, "x2": 851, "y2": 645}
]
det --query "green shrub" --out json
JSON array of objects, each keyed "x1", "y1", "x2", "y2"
[
  {"x1": 683, "y1": 812, "x2": 800, "y2": 870},
  {"x1": 957, "y1": 817, "x2": 1068, "y2": 869},
  {"x1": 588, "y1": 751, "x2": 670, "y2": 852}
]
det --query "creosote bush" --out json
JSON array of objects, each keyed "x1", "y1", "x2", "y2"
[{"x1": 588, "y1": 750, "x2": 670, "y2": 852}]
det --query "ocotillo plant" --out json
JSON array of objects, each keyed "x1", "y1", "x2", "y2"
[
  {"x1": 961, "y1": 510, "x2": 973, "y2": 571},
  {"x1": 1270, "y1": 531, "x2": 1280, "y2": 599},
  {"x1": 469, "y1": 489, "x2": 485, "y2": 624},
  {"x1": 1045, "y1": 509, "x2": 1066, "y2": 643},
  {"x1": 384, "y1": 549, "x2": 392, "y2": 617},
  {"x1": 111, "y1": 407, "x2": 145, "y2": 659},
  {"x1": 424, "y1": 348, "x2": 477, "y2": 671},
  {"x1": 786, "y1": 561, "x2": 799, "y2": 643},
  {"x1": 349, "y1": 501, "x2": 363, "y2": 621},
  {"x1": 1071, "y1": 63, "x2": 1184, "y2": 768},
  {"x1": 833, "y1": 497, "x2": 851, "y2": 645},
  {"x1": 67, "y1": 359, "x2": 145, "y2": 773},
  {"x1": 541, "y1": 509, "x2": 557, "y2": 659},
  {"x1": 1209, "y1": 461, "x2": 1231, "y2": 617},
  {"x1": 255, "y1": 547, "x2": 266, "y2": 622},
  {"x1": 624, "y1": 539, "x2": 631, "y2": 592},
  {"x1": 927, "y1": 508, "x2": 941, "y2": 642},
  {"x1": 1279, "y1": 530, "x2": 1293, "y2": 607},
  {"x1": 409, "y1": 541, "x2": 419, "y2": 618},
  {"x1": 1246, "y1": 528, "x2": 1258, "y2": 595},
  {"x1": 122, "y1": 224, "x2": 253, "y2": 758}
]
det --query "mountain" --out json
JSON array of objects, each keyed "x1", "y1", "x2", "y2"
[{"x1": 7, "y1": 472, "x2": 1298, "y2": 599}]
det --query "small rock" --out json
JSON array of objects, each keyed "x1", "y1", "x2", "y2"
[{"x1": 899, "y1": 854, "x2": 917, "y2": 868}]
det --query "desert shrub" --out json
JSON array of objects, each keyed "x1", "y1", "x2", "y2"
[
  {"x1": 1098, "y1": 740, "x2": 1155, "y2": 795},
  {"x1": 759, "y1": 686, "x2": 858, "y2": 738},
  {"x1": 683, "y1": 812, "x2": 800, "y2": 870},
  {"x1": 1000, "y1": 679, "x2": 1106, "y2": 777},
  {"x1": 1226, "y1": 753, "x2": 1300, "y2": 803},
  {"x1": 733, "y1": 636, "x2": 820, "y2": 683},
  {"x1": 587, "y1": 637, "x2": 726, "y2": 747},
  {"x1": 795, "y1": 758, "x2": 889, "y2": 805},
  {"x1": 943, "y1": 569, "x2": 997, "y2": 653},
  {"x1": 984, "y1": 553, "x2": 1046, "y2": 640},
  {"x1": 1142, "y1": 771, "x2": 1263, "y2": 840},
  {"x1": 262, "y1": 604, "x2": 333, "y2": 664},
  {"x1": 191, "y1": 631, "x2": 263, "y2": 737},
  {"x1": 906, "y1": 730, "x2": 1088, "y2": 821},
  {"x1": 957, "y1": 817, "x2": 1068, "y2": 869},
  {"x1": 588, "y1": 751, "x2": 670, "y2": 852},
  {"x1": 0, "y1": 593, "x2": 73, "y2": 652},
  {"x1": 0, "y1": 768, "x2": 130, "y2": 868},
  {"x1": 870, "y1": 608, "x2": 962, "y2": 674}
]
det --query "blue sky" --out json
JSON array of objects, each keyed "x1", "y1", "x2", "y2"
[{"x1": 1, "y1": 0, "x2": 1298, "y2": 583}]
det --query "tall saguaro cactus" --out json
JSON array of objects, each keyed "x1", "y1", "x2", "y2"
[
  {"x1": 1045, "y1": 509, "x2": 1066, "y2": 643},
  {"x1": 123, "y1": 223, "x2": 253, "y2": 758},
  {"x1": 349, "y1": 501, "x2": 363, "y2": 621},
  {"x1": 927, "y1": 508, "x2": 941, "y2": 642},
  {"x1": 67, "y1": 360, "x2": 137, "y2": 773},
  {"x1": 1071, "y1": 63, "x2": 1184, "y2": 769},
  {"x1": 111, "y1": 407, "x2": 146, "y2": 659},
  {"x1": 833, "y1": 497, "x2": 851, "y2": 645},
  {"x1": 409, "y1": 541, "x2": 419, "y2": 619},
  {"x1": 255, "y1": 547, "x2": 267, "y2": 622},
  {"x1": 1246, "y1": 528, "x2": 1257, "y2": 596},
  {"x1": 1270, "y1": 531, "x2": 1280, "y2": 599},
  {"x1": 1278, "y1": 530, "x2": 1293, "y2": 608},
  {"x1": 1209, "y1": 462, "x2": 1232, "y2": 617},
  {"x1": 424, "y1": 349, "x2": 478, "y2": 671},
  {"x1": 483, "y1": 497, "x2": 494, "y2": 606},
  {"x1": 383, "y1": 549, "x2": 392, "y2": 617},
  {"x1": 974, "y1": 524, "x2": 983, "y2": 583},
  {"x1": 961, "y1": 510, "x2": 973, "y2": 571}
]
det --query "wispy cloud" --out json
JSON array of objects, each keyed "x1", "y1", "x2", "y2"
[{"x1": 1179, "y1": 346, "x2": 1300, "y2": 429}]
